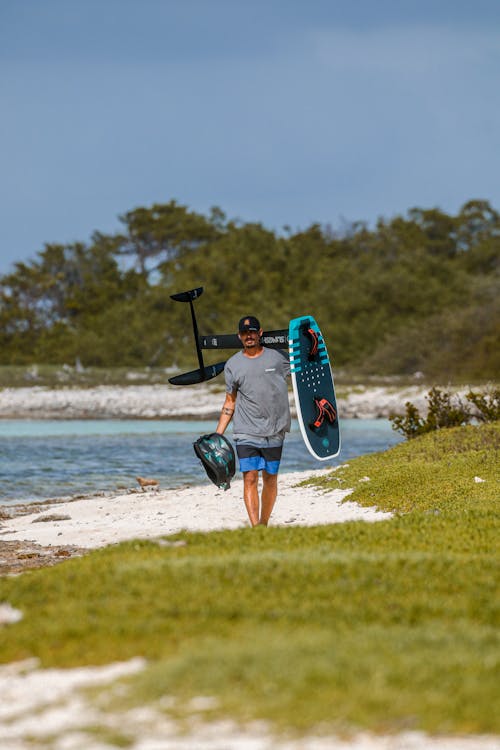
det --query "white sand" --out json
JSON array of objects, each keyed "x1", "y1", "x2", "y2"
[
  {"x1": 0, "y1": 657, "x2": 497, "y2": 750},
  {"x1": 1, "y1": 468, "x2": 390, "y2": 548},
  {"x1": 0, "y1": 382, "x2": 438, "y2": 419}
]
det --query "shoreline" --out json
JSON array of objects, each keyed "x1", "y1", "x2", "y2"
[
  {"x1": 2, "y1": 442, "x2": 498, "y2": 748},
  {"x1": 0, "y1": 468, "x2": 391, "y2": 555},
  {"x1": 0, "y1": 467, "x2": 392, "y2": 575},
  {"x1": 0, "y1": 383, "x2": 440, "y2": 420},
  {"x1": 2, "y1": 474, "x2": 498, "y2": 750}
]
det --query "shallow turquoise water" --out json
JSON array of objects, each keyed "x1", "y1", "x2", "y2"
[{"x1": 0, "y1": 419, "x2": 402, "y2": 505}]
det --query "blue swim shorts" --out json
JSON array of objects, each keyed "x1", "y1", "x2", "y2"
[{"x1": 233, "y1": 433, "x2": 285, "y2": 475}]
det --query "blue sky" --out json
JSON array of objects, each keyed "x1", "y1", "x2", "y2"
[{"x1": 1, "y1": 0, "x2": 499, "y2": 273}]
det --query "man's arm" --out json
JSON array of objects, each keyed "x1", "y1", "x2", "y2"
[{"x1": 216, "y1": 390, "x2": 236, "y2": 434}]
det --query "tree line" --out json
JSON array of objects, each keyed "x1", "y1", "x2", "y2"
[{"x1": 0, "y1": 199, "x2": 498, "y2": 380}]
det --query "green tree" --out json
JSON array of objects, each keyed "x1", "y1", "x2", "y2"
[
  {"x1": 117, "y1": 200, "x2": 223, "y2": 277},
  {"x1": 0, "y1": 198, "x2": 498, "y2": 377}
]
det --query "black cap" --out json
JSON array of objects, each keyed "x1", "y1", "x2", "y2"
[{"x1": 238, "y1": 315, "x2": 261, "y2": 332}]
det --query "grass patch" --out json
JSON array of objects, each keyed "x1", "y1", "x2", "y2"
[
  {"x1": 303, "y1": 422, "x2": 499, "y2": 515},
  {"x1": 1, "y1": 364, "x2": 489, "y2": 390},
  {"x1": 0, "y1": 423, "x2": 498, "y2": 736},
  {"x1": 0, "y1": 364, "x2": 174, "y2": 388}
]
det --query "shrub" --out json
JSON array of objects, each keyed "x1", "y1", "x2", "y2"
[
  {"x1": 466, "y1": 387, "x2": 500, "y2": 422},
  {"x1": 390, "y1": 386, "x2": 499, "y2": 439}
]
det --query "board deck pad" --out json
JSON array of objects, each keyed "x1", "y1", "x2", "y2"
[{"x1": 289, "y1": 315, "x2": 340, "y2": 460}]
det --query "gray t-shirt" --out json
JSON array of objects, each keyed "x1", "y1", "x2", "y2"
[{"x1": 224, "y1": 347, "x2": 291, "y2": 437}]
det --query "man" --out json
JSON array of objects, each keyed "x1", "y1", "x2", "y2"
[{"x1": 216, "y1": 315, "x2": 291, "y2": 526}]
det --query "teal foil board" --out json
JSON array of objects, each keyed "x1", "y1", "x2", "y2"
[{"x1": 289, "y1": 315, "x2": 340, "y2": 460}]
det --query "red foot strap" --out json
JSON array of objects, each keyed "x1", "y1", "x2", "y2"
[
  {"x1": 306, "y1": 328, "x2": 319, "y2": 359},
  {"x1": 311, "y1": 397, "x2": 337, "y2": 429}
]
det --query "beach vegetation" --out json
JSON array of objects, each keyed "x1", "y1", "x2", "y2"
[
  {"x1": 0, "y1": 363, "x2": 177, "y2": 389},
  {"x1": 0, "y1": 423, "x2": 498, "y2": 738},
  {"x1": 390, "y1": 386, "x2": 500, "y2": 439},
  {"x1": 0, "y1": 198, "x2": 498, "y2": 381}
]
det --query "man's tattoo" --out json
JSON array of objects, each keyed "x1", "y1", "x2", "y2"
[{"x1": 222, "y1": 407, "x2": 234, "y2": 416}]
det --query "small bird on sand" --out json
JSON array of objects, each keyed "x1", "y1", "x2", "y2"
[{"x1": 136, "y1": 476, "x2": 160, "y2": 491}]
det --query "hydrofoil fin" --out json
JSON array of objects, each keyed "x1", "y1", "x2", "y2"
[{"x1": 168, "y1": 287, "x2": 226, "y2": 385}]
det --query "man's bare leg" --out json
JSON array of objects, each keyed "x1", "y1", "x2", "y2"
[
  {"x1": 243, "y1": 470, "x2": 260, "y2": 526},
  {"x1": 259, "y1": 471, "x2": 278, "y2": 526}
]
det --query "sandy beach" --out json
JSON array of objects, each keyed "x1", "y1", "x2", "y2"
[
  {"x1": 0, "y1": 382, "x2": 437, "y2": 420},
  {"x1": 0, "y1": 466, "x2": 390, "y2": 749},
  {"x1": 1, "y1": 475, "x2": 498, "y2": 750},
  {"x1": 2, "y1": 474, "x2": 499, "y2": 750},
  {"x1": 0, "y1": 468, "x2": 389, "y2": 550}
]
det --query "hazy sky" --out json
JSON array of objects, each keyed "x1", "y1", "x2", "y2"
[{"x1": 1, "y1": 0, "x2": 499, "y2": 273}]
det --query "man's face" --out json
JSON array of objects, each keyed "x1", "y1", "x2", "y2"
[{"x1": 239, "y1": 328, "x2": 262, "y2": 349}]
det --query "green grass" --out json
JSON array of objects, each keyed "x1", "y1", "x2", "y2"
[
  {"x1": 0, "y1": 423, "x2": 498, "y2": 737},
  {"x1": 1, "y1": 364, "x2": 487, "y2": 390},
  {"x1": 302, "y1": 422, "x2": 499, "y2": 515},
  {"x1": 0, "y1": 364, "x2": 174, "y2": 388}
]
